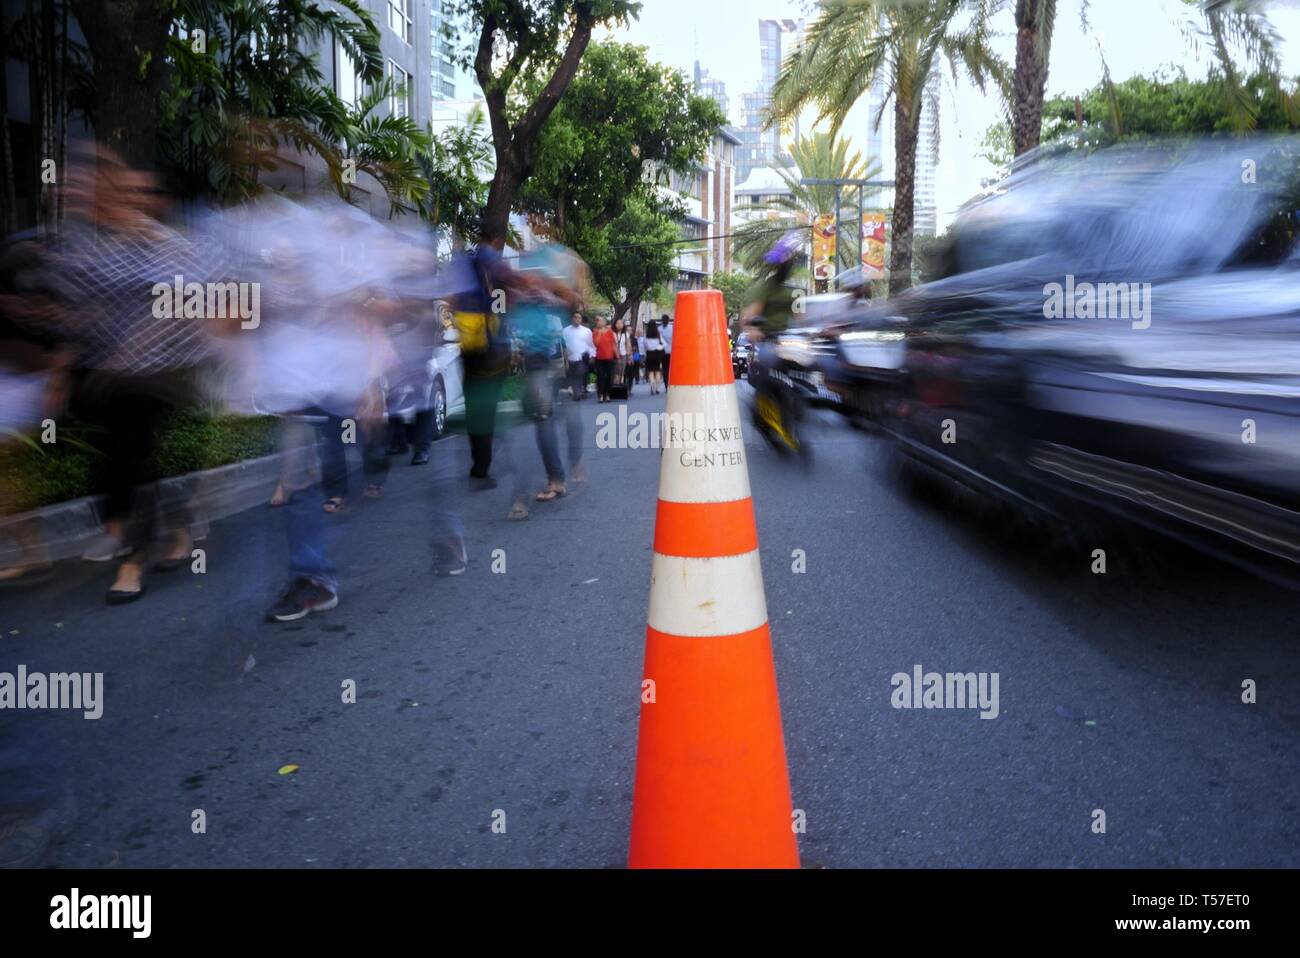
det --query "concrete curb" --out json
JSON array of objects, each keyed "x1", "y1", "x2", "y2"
[
  {"x1": 0, "y1": 416, "x2": 487, "y2": 569},
  {"x1": 0, "y1": 449, "x2": 288, "y2": 568}
]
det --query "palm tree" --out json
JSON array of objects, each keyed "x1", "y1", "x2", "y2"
[
  {"x1": 769, "y1": 0, "x2": 1006, "y2": 294},
  {"x1": 1180, "y1": 0, "x2": 1299, "y2": 132},
  {"x1": 320, "y1": 77, "x2": 433, "y2": 217},
  {"x1": 418, "y1": 105, "x2": 493, "y2": 250},
  {"x1": 732, "y1": 131, "x2": 881, "y2": 280},
  {"x1": 162, "y1": 0, "x2": 385, "y2": 203},
  {"x1": 1013, "y1": 0, "x2": 1056, "y2": 157}
]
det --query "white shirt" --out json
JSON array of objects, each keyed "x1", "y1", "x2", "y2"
[
  {"x1": 661, "y1": 323, "x2": 673, "y2": 353},
  {"x1": 562, "y1": 323, "x2": 595, "y2": 363}
]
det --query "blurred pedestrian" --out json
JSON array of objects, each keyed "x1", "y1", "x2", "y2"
[
  {"x1": 41, "y1": 146, "x2": 223, "y2": 604},
  {"x1": 453, "y1": 237, "x2": 514, "y2": 488},
  {"x1": 504, "y1": 243, "x2": 588, "y2": 516}
]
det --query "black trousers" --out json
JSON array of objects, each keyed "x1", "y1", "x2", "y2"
[{"x1": 595, "y1": 358, "x2": 615, "y2": 397}]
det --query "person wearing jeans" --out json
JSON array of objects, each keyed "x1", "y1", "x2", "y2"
[{"x1": 265, "y1": 409, "x2": 340, "y2": 621}]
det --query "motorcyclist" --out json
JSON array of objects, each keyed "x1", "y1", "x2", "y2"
[{"x1": 741, "y1": 232, "x2": 808, "y2": 456}]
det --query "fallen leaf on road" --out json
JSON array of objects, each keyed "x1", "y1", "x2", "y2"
[{"x1": 278, "y1": 764, "x2": 300, "y2": 776}]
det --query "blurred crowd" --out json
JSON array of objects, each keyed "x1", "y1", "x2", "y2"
[{"x1": 0, "y1": 144, "x2": 677, "y2": 619}]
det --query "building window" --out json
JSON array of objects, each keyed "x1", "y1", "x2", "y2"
[
  {"x1": 336, "y1": 40, "x2": 362, "y2": 107},
  {"x1": 388, "y1": 0, "x2": 412, "y2": 44},
  {"x1": 388, "y1": 61, "x2": 411, "y2": 119}
]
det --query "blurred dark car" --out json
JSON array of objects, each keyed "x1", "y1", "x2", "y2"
[
  {"x1": 876, "y1": 138, "x2": 1300, "y2": 585},
  {"x1": 732, "y1": 331, "x2": 755, "y2": 378}
]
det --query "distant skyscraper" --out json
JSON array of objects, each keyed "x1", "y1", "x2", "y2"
[
  {"x1": 863, "y1": 69, "x2": 940, "y2": 238},
  {"x1": 736, "y1": 17, "x2": 803, "y2": 184},
  {"x1": 913, "y1": 72, "x2": 941, "y2": 237},
  {"x1": 693, "y1": 61, "x2": 729, "y2": 123}
]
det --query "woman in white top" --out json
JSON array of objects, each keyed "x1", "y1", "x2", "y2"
[{"x1": 612, "y1": 317, "x2": 633, "y2": 395}]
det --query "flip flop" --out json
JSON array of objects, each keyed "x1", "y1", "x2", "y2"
[
  {"x1": 323, "y1": 497, "x2": 348, "y2": 514},
  {"x1": 506, "y1": 503, "x2": 530, "y2": 521},
  {"x1": 534, "y1": 487, "x2": 565, "y2": 503}
]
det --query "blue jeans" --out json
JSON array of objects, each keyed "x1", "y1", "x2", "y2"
[{"x1": 524, "y1": 365, "x2": 583, "y2": 484}]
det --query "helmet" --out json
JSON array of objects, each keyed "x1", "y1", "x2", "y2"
[{"x1": 764, "y1": 230, "x2": 803, "y2": 266}]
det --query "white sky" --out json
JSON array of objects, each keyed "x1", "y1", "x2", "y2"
[{"x1": 602, "y1": 0, "x2": 1300, "y2": 230}]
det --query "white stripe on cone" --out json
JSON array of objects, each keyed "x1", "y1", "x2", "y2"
[
  {"x1": 647, "y1": 550, "x2": 769, "y2": 637},
  {"x1": 657, "y1": 384, "x2": 751, "y2": 504}
]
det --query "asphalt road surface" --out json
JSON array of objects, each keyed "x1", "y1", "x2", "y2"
[{"x1": 3, "y1": 386, "x2": 1297, "y2": 868}]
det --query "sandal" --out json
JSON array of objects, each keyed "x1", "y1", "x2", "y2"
[
  {"x1": 323, "y1": 496, "x2": 348, "y2": 514},
  {"x1": 535, "y1": 485, "x2": 566, "y2": 503},
  {"x1": 506, "y1": 501, "x2": 530, "y2": 521}
]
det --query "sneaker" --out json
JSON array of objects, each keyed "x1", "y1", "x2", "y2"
[
  {"x1": 266, "y1": 577, "x2": 339, "y2": 622},
  {"x1": 432, "y1": 539, "x2": 467, "y2": 577}
]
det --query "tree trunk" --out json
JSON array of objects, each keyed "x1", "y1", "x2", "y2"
[
  {"x1": 475, "y1": 7, "x2": 597, "y2": 245},
  {"x1": 889, "y1": 98, "x2": 918, "y2": 297},
  {"x1": 1013, "y1": 0, "x2": 1049, "y2": 157},
  {"x1": 69, "y1": 0, "x2": 173, "y2": 170},
  {"x1": 481, "y1": 158, "x2": 522, "y2": 244}
]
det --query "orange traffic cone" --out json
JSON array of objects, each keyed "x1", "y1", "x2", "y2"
[{"x1": 628, "y1": 289, "x2": 799, "y2": 869}]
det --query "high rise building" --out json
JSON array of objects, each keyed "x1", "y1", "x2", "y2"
[
  {"x1": 862, "y1": 68, "x2": 940, "y2": 238},
  {"x1": 735, "y1": 17, "x2": 803, "y2": 184},
  {"x1": 693, "y1": 61, "x2": 729, "y2": 123},
  {"x1": 912, "y1": 72, "x2": 941, "y2": 237},
  {"x1": 430, "y1": 0, "x2": 464, "y2": 102}
]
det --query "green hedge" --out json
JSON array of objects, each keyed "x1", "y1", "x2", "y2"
[{"x1": 1, "y1": 412, "x2": 281, "y2": 514}]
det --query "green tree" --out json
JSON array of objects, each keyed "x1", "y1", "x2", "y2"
[
  {"x1": 769, "y1": 0, "x2": 1007, "y2": 295},
  {"x1": 442, "y1": 0, "x2": 642, "y2": 243},
  {"x1": 708, "y1": 269, "x2": 754, "y2": 318},
  {"x1": 732, "y1": 131, "x2": 881, "y2": 276},
  {"x1": 1178, "y1": 0, "x2": 1299, "y2": 132},
  {"x1": 321, "y1": 78, "x2": 432, "y2": 217},
  {"x1": 419, "y1": 106, "x2": 493, "y2": 250},
  {"x1": 161, "y1": 0, "x2": 385, "y2": 203},
  {"x1": 519, "y1": 41, "x2": 723, "y2": 242},
  {"x1": 1042, "y1": 68, "x2": 1300, "y2": 148},
  {"x1": 583, "y1": 196, "x2": 680, "y2": 326},
  {"x1": 977, "y1": 120, "x2": 1013, "y2": 176}
]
